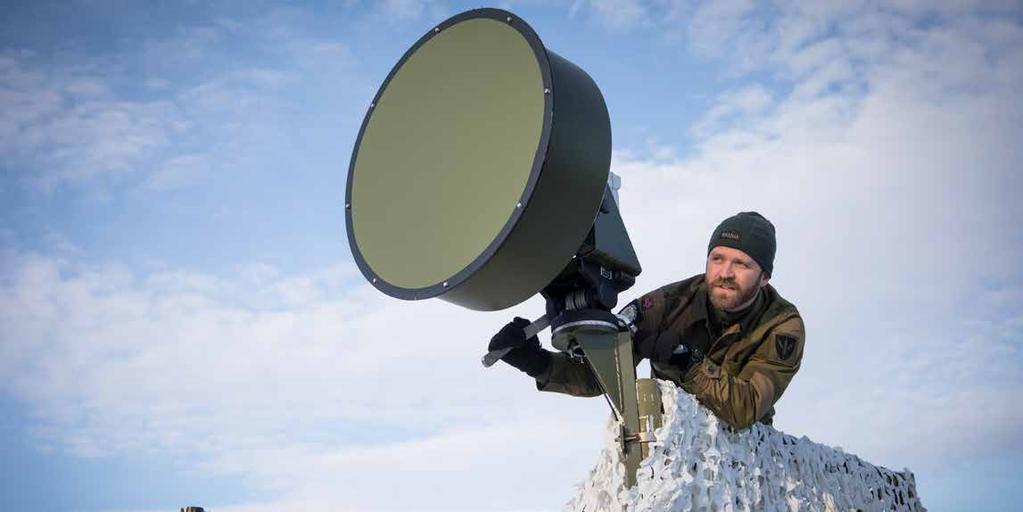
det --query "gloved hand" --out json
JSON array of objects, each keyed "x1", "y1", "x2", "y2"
[
  {"x1": 635, "y1": 330, "x2": 700, "y2": 372},
  {"x1": 634, "y1": 329, "x2": 679, "y2": 363},
  {"x1": 616, "y1": 300, "x2": 641, "y2": 333},
  {"x1": 489, "y1": 317, "x2": 551, "y2": 377}
]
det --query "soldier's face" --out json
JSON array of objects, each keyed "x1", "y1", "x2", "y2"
[{"x1": 705, "y1": 246, "x2": 770, "y2": 312}]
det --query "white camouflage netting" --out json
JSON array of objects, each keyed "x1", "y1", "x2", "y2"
[{"x1": 565, "y1": 380, "x2": 925, "y2": 511}]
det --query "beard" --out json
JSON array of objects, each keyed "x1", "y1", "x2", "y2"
[{"x1": 707, "y1": 277, "x2": 761, "y2": 312}]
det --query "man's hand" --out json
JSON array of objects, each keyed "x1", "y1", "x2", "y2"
[
  {"x1": 635, "y1": 330, "x2": 701, "y2": 372},
  {"x1": 616, "y1": 300, "x2": 641, "y2": 333},
  {"x1": 489, "y1": 317, "x2": 551, "y2": 377},
  {"x1": 634, "y1": 329, "x2": 678, "y2": 363}
]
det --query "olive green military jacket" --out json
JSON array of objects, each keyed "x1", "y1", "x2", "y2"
[{"x1": 536, "y1": 274, "x2": 805, "y2": 430}]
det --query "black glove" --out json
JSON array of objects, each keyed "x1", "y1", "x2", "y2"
[
  {"x1": 489, "y1": 317, "x2": 551, "y2": 377},
  {"x1": 635, "y1": 330, "x2": 699, "y2": 371},
  {"x1": 635, "y1": 329, "x2": 678, "y2": 363}
]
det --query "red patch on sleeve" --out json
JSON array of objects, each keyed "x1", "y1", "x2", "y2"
[{"x1": 641, "y1": 296, "x2": 654, "y2": 310}]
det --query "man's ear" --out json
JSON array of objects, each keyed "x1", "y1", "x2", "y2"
[{"x1": 759, "y1": 271, "x2": 770, "y2": 287}]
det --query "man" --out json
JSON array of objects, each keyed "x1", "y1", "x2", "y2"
[{"x1": 488, "y1": 212, "x2": 804, "y2": 429}]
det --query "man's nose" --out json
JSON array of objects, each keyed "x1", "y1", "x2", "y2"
[{"x1": 720, "y1": 263, "x2": 735, "y2": 278}]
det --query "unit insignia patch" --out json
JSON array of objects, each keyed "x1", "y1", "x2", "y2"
[{"x1": 775, "y1": 334, "x2": 797, "y2": 361}]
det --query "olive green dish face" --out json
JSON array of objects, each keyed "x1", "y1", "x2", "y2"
[
  {"x1": 347, "y1": 8, "x2": 613, "y2": 310},
  {"x1": 349, "y1": 16, "x2": 546, "y2": 290}
]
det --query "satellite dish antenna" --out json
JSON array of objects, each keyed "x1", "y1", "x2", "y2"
[
  {"x1": 345, "y1": 8, "x2": 639, "y2": 312},
  {"x1": 344, "y1": 8, "x2": 649, "y2": 486}
]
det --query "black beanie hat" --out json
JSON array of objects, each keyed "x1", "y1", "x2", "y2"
[{"x1": 708, "y1": 211, "x2": 776, "y2": 276}]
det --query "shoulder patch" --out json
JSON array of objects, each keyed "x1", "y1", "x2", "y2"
[
  {"x1": 641, "y1": 296, "x2": 655, "y2": 310},
  {"x1": 775, "y1": 334, "x2": 797, "y2": 361}
]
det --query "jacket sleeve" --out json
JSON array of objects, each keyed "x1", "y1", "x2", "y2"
[
  {"x1": 680, "y1": 316, "x2": 805, "y2": 429},
  {"x1": 534, "y1": 352, "x2": 603, "y2": 397}
]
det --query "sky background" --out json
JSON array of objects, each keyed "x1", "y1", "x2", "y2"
[{"x1": 1, "y1": 1, "x2": 1021, "y2": 510}]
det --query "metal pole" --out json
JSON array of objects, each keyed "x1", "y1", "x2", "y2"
[{"x1": 554, "y1": 319, "x2": 645, "y2": 487}]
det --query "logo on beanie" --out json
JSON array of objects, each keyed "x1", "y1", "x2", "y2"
[{"x1": 720, "y1": 231, "x2": 741, "y2": 240}]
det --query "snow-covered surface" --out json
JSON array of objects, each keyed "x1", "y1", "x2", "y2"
[{"x1": 566, "y1": 381, "x2": 925, "y2": 511}]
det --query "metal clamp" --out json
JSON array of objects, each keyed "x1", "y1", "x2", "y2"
[{"x1": 623, "y1": 431, "x2": 657, "y2": 444}]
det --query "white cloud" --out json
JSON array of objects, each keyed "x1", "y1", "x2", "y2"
[
  {"x1": 605, "y1": 1, "x2": 1023, "y2": 480},
  {"x1": 142, "y1": 153, "x2": 207, "y2": 191},
  {"x1": 0, "y1": 251, "x2": 610, "y2": 509},
  {"x1": 381, "y1": 0, "x2": 427, "y2": 20},
  {"x1": 587, "y1": 0, "x2": 648, "y2": 29},
  {"x1": 692, "y1": 84, "x2": 774, "y2": 136},
  {"x1": 369, "y1": 0, "x2": 452, "y2": 25},
  {"x1": 0, "y1": 12, "x2": 359, "y2": 193},
  {"x1": 0, "y1": 51, "x2": 185, "y2": 189},
  {"x1": 2, "y1": 2, "x2": 1022, "y2": 510},
  {"x1": 686, "y1": 0, "x2": 760, "y2": 58}
]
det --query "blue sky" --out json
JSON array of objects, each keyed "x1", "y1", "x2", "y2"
[{"x1": 1, "y1": 1, "x2": 1021, "y2": 510}]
